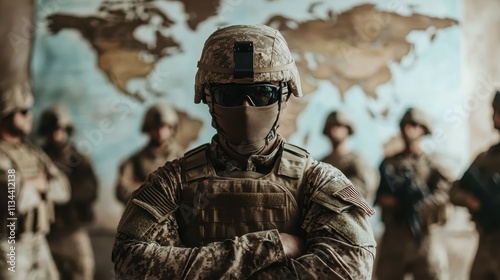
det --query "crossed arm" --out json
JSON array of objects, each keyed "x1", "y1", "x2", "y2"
[{"x1": 112, "y1": 162, "x2": 375, "y2": 279}]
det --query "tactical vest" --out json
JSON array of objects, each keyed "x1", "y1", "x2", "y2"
[
  {"x1": 177, "y1": 143, "x2": 311, "y2": 247},
  {"x1": 0, "y1": 141, "x2": 54, "y2": 235}
]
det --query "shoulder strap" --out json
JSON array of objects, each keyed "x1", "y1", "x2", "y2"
[
  {"x1": 278, "y1": 143, "x2": 310, "y2": 179},
  {"x1": 182, "y1": 144, "x2": 210, "y2": 183}
]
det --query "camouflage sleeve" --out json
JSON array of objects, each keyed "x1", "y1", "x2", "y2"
[
  {"x1": 418, "y1": 157, "x2": 453, "y2": 214},
  {"x1": 0, "y1": 153, "x2": 44, "y2": 214},
  {"x1": 375, "y1": 159, "x2": 394, "y2": 201},
  {"x1": 449, "y1": 152, "x2": 486, "y2": 206},
  {"x1": 42, "y1": 154, "x2": 71, "y2": 204},
  {"x1": 112, "y1": 161, "x2": 287, "y2": 279},
  {"x1": 69, "y1": 150, "x2": 98, "y2": 203},
  {"x1": 115, "y1": 160, "x2": 141, "y2": 205},
  {"x1": 251, "y1": 162, "x2": 376, "y2": 280}
]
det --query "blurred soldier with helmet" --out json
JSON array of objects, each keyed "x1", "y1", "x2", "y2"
[
  {"x1": 321, "y1": 110, "x2": 379, "y2": 204},
  {"x1": 115, "y1": 103, "x2": 183, "y2": 205},
  {"x1": 450, "y1": 91, "x2": 500, "y2": 279},
  {"x1": 375, "y1": 108, "x2": 451, "y2": 280},
  {"x1": 0, "y1": 84, "x2": 70, "y2": 280},
  {"x1": 112, "y1": 24, "x2": 376, "y2": 279},
  {"x1": 38, "y1": 105, "x2": 98, "y2": 280}
]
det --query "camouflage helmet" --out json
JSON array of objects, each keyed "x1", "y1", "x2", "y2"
[
  {"x1": 399, "y1": 108, "x2": 433, "y2": 135},
  {"x1": 493, "y1": 90, "x2": 500, "y2": 110},
  {"x1": 38, "y1": 105, "x2": 74, "y2": 137},
  {"x1": 323, "y1": 110, "x2": 355, "y2": 135},
  {"x1": 141, "y1": 103, "x2": 178, "y2": 133},
  {"x1": 0, "y1": 83, "x2": 34, "y2": 119},
  {"x1": 194, "y1": 24, "x2": 302, "y2": 104}
]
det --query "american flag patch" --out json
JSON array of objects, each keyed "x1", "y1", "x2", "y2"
[{"x1": 335, "y1": 186, "x2": 375, "y2": 216}]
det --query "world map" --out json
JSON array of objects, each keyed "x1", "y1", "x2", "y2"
[
  {"x1": 46, "y1": 1, "x2": 457, "y2": 141},
  {"x1": 33, "y1": 0, "x2": 462, "y2": 240}
]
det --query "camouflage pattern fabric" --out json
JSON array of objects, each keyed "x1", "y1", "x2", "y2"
[
  {"x1": 321, "y1": 151, "x2": 379, "y2": 204},
  {"x1": 375, "y1": 151, "x2": 452, "y2": 280},
  {"x1": 0, "y1": 83, "x2": 34, "y2": 118},
  {"x1": 47, "y1": 228, "x2": 95, "y2": 280},
  {"x1": 112, "y1": 136, "x2": 376, "y2": 279},
  {"x1": 376, "y1": 224, "x2": 449, "y2": 280},
  {"x1": 0, "y1": 140, "x2": 70, "y2": 280},
  {"x1": 141, "y1": 104, "x2": 178, "y2": 133},
  {"x1": 43, "y1": 142, "x2": 98, "y2": 280},
  {"x1": 115, "y1": 141, "x2": 184, "y2": 205},
  {"x1": 195, "y1": 24, "x2": 302, "y2": 103},
  {"x1": 0, "y1": 232, "x2": 59, "y2": 280},
  {"x1": 322, "y1": 110, "x2": 356, "y2": 135},
  {"x1": 450, "y1": 142, "x2": 500, "y2": 279},
  {"x1": 399, "y1": 108, "x2": 433, "y2": 135}
]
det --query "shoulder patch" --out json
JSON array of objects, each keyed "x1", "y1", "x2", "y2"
[
  {"x1": 310, "y1": 171, "x2": 375, "y2": 216},
  {"x1": 133, "y1": 179, "x2": 178, "y2": 223},
  {"x1": 182, "y1": 144, "x2": 210, "y2": 183},
  {"x1": 117, "y1": 203, "x2": 158, "y2": 239},
  {"x1": 335, "y1": 186, "x2": 375, "y2": 216},
  {"x1": 309, "y1": 203, "x2": 376, "y2": 247}
]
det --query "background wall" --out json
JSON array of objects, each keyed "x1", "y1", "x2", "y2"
[
  {"x1": 1, "y1": 0, "x2": 498, "y2": 279},
  {"x1": 0, "y1": 0, "x2": 33, "y2": 90},
  {"x1": 31, "y1": 0, "x2": 462, "y2": 229}
]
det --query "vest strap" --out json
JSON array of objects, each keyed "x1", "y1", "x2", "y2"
[
  {"x1": 279, "y1": 143, "x2": 309, "y2": 179},
  {"x1": 183, "y1": 144, "x2": 210, "y2": 183}
]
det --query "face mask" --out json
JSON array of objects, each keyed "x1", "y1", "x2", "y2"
[{"x1": 211, "y1": 102, "x2": 280, "y2": 154}]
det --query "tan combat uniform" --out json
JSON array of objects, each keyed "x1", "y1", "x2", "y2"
[
  {"x1": 450, "y1": 142, "x2": 500, "y2": 279},
  {"x1": 0, "y1": 139, "x2": 70, "y2": 280},
  {"x1": 115, "y1": 141, "x2": 183, "y2": 205},
  {"x1": 43, "y1": 142, "x2": 98, "y2": 280},
  {"x1": 375, "y1": 152, "x2": 451, "y2": 280},
  {"x1": 322, "y1": 152, "x2": 379, "y2": 204},
  {"x1": 113, "y1": 136, "x2": 376, "y2": 279}
]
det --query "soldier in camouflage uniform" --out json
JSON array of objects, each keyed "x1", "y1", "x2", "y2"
[
  {"x1": 38, "y1": 106, "x2": 98, "y2": 280},
  {"x1": 321, "y1": 110, "x2": 379, "y2": 204},
  {"x1": 375, "y1": 108, "x2": 451, "y2": 280},
  {"x1": 0, "y1": 84, "x2": 70, "y2": 280},
  {"x1": 112, "y1": 24, "x2": 376, "y2": 279},
  {"x1": 115, "y1": 103, "x2": 183, "y2": 205},
  {"x1": 450, "y1": 91, "x2": 500, "y2": 279}
]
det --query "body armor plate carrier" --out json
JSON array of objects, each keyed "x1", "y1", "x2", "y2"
[{"x1": 177, "y1": 143, "x2": 310, "y2": 247}]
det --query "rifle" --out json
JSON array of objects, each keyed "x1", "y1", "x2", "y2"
[
  {"x1": 459, "y1": 166, "x2": 500, "y2": 232},
  {"x1": 378, "y1": 164, "x2": 429, "y2": 243}
]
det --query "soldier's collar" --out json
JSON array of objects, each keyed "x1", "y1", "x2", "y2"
[{"x1": 210, "y1": 135, "x2": 283, "y2": 172}]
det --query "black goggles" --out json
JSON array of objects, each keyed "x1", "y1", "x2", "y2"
[
  {"x1": 210, "y1": 83, "x2": 286, "y2": 107},
  {"x1": 18, "y1": 109, "x2": 30, "y2": 116}
]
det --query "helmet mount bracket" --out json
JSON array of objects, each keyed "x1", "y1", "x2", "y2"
[{"x1": 233, "y1": 41, "x2": 254, "y2": 83}]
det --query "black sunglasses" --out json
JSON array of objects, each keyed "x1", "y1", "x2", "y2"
[
  {"x1": 18, "y1": 109, "x2": 30, "y2": 116},
  {"x1": 210, "y1": 83, "x2": 286, "y2": 107}
]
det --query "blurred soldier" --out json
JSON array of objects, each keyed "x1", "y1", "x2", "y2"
[
  {"x1": 450, "y1": 91, "x2": 500, "y2": 279},
  {"x1": 115, "y1": 103, "x2": 183, "y2": 205},
  {"x1": 0, "y1": 84, "x2": 70, "y2": 280},
  {"x1": 112, "y1": 24, "x2": 376, "y2": 279},
  {"x1": 375, "y1": 108, "x2": 451, "y2": 280},
  {"x1": 38, "y1": 106, "x2": 98, "y2": 280},
  {"x1": 321, "y1": 110, "x2": 379, "y2": 203}
]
